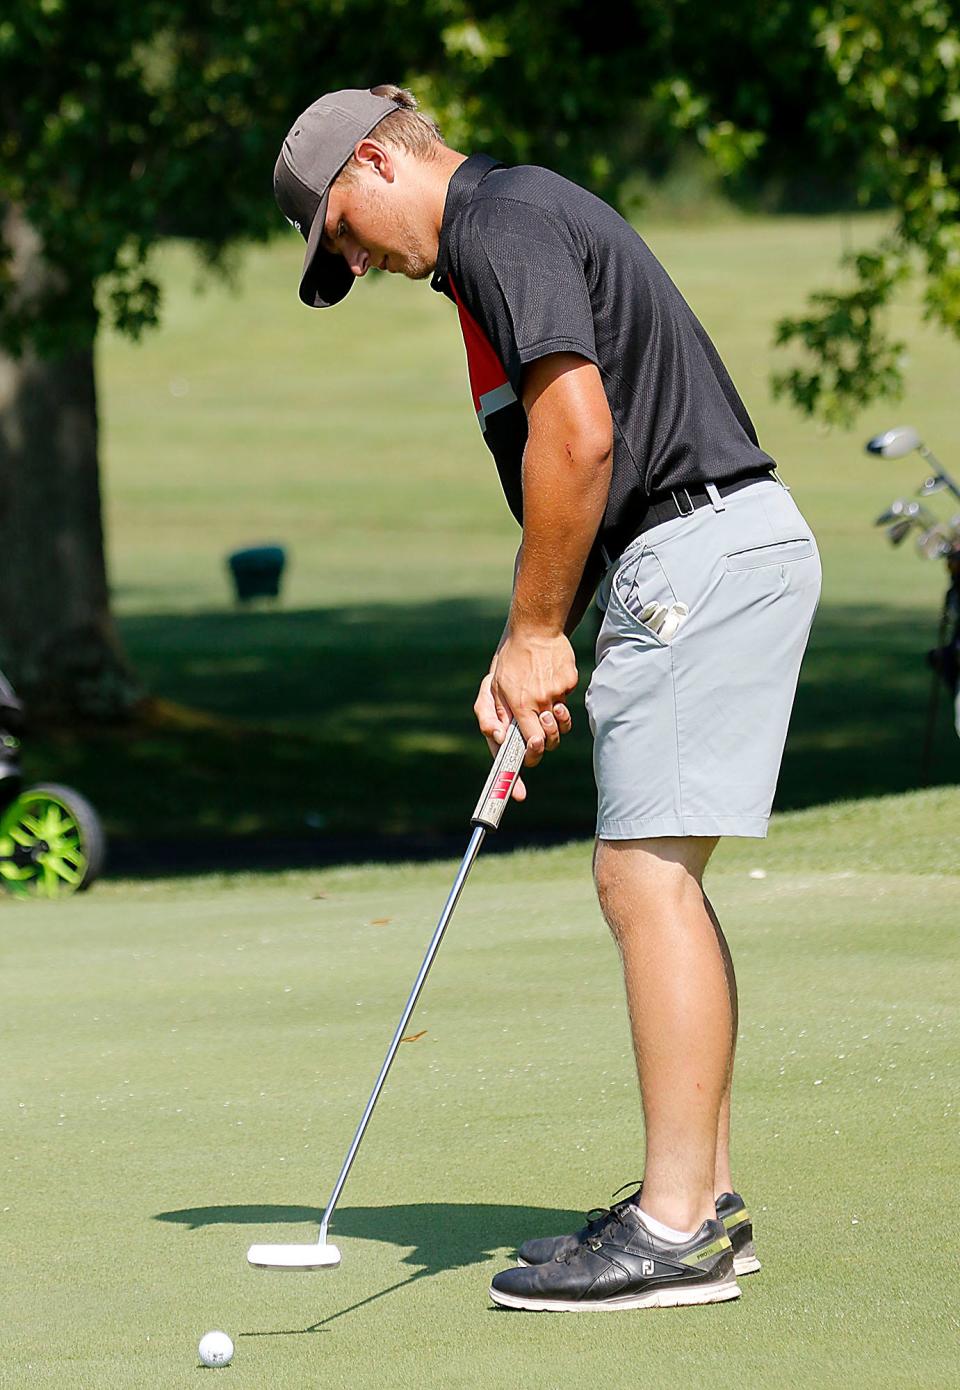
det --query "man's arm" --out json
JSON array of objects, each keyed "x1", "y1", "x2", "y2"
[
  {"x1": 563, "y1": 555, "x2": 604, "y2": 637},
  {"x1": 484, "y1": 351, "x2": 612, "y2": 765},
  {"x1": 495, "y1": 528, "x2": 601, "y2": 658},
  {"x1": 476, "y1": 531, "x2": 598, "y2": 798}
]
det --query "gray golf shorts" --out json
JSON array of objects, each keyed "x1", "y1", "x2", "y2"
[{"x1": 585, "y1": 475, "x2": 821, "y2": 840}]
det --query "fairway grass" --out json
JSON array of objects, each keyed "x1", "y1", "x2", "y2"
[{"x1": 3, "y1": 787, "x2": 958, "y2": 1388}]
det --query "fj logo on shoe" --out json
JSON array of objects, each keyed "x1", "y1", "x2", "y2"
[{"x1": 642, "y1": 1259, "x2": 655, "y2": 1276}]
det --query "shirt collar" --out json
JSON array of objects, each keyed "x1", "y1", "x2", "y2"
[{"x1": 431, "y1": 153, "x2": 503, "y2": 292}]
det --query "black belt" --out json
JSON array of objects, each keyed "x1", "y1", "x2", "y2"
[{"x1": 629, "y1": 469, "x2": 775, "y2": 545}]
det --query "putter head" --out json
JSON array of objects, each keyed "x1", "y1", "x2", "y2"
[
  {"x1": 246, "y1": 1242, "x2": 342, "y2": 1271},
  {"x1": 866, "y1": 426, "x2": 921, "y2": 459}
]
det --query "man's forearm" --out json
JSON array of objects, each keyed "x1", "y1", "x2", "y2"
[
  {"x1": 510, "y1": 440, "x2": 610, "y2": 637},
  {"x1": 563, "y1": 556, "x2": 604, "y2": 636},
  {"x1": 493, "y1": 539, "x2": 599, "y2": 670},
  {"x1": 490, "y1": 546, "x2": 524, "y2": 669}
]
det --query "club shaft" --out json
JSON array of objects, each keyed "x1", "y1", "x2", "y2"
[
  {"x1": 919, "y1": 445, "x2": 960, "y2": 504},
  {"x1": 317, "y1": 824, "x2": 487, "y2": 1245}
]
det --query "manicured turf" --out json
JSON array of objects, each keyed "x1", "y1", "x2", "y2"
[
  {"x1": 22, "y1": 210, "x2": 956, "y2": 844},
  {"x1": 3, "y1": 787, "x2": 957, "y2": 1387}
]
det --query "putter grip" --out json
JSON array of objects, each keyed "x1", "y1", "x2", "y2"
[{"x1": 471, "y1": 721, "x2": 527, "y2": 830}]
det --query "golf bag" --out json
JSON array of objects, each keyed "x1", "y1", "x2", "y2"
[
  {"x1": 926, "y1": 556, "x2": 960, "y2": 740},
  {"x1": 0, "y1": 669, "x2": 106, "y2": 898},
  {"x1": 867, "y1": 426, "x2": 960, "y2": 772}
]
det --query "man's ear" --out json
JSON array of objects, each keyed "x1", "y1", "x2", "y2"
[{"x1": 352, "y1": 138, "x2": 395, "y2": 183}]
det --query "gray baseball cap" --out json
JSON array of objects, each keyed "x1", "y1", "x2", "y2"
[{"x1": 274, "y1": 87, "x2": 402, "y2": 308}]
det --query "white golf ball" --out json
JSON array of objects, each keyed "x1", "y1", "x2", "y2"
[{"x1": 198, "y1": 1330, "x2": 234, "y2": 1367}]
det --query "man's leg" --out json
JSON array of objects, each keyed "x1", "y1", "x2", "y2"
[
  {"x1": 593, "y1": 835, "x2": 732, "y2": 1233},
  {"x1": 704, "y1": 891, "x2": 737, "y2": 1198}
]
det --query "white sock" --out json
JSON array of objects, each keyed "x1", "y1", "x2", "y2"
[{"x1": 637, "y1": 1208, "x2": 695, "y2": 1244}]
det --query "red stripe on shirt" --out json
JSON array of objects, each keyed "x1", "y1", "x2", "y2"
[{"x1": 448, "y1": 274, "x2": 510, "y2": 415}]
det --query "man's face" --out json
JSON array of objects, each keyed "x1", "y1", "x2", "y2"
[{"x1": 320, "y1": 140, "x2": 436, "y2": 284}]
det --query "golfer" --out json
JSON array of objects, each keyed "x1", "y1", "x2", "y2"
[{"x1": 274, "y1": 85, "x2": 821, "y2": 1312}]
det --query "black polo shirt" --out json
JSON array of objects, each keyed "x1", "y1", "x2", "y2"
[{"x1": 430, "y1": 154, "x2": 774, "y2": 567}]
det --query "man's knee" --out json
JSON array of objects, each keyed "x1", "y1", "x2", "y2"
[{"x1": 593, "y1": 835, "x2": 720, "y2": 927}]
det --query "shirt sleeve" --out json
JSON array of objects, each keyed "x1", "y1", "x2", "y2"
[{"x1": 456, "y1": 198, "x2": 599, "y2": 383}]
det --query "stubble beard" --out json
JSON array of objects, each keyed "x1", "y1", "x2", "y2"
[
  {"x1": 402, "y1": 254, "x2": 433, "y2": 281},
  {"x1": 364, "y1": 184, "x2": 434, "y2": 281}
]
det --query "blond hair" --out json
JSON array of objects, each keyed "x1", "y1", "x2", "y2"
[{"x1": 337, "y1": 85, "x2": 443, "y2": 182}]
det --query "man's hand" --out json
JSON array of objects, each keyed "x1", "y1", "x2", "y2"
[
  {"x1": 490, "y1": 629, "x2": 576, "y2": 767},
  {"x1": 473, "y1": 672, "x2": 527, "y2": 800}
]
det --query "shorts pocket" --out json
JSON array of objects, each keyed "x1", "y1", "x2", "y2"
[
  {"x1": 725, "y1": 537, "x2": 814, "y2": 572},
  {"x1": 608, "y1": 551, "x2": 673, "y2": 645}
]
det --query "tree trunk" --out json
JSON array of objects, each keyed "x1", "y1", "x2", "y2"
[{"x1": 0, "y1": 205, "x2": 138, "y2": 721}]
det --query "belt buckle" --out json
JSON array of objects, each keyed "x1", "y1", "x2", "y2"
[{"x1": 673, "y1": 487, "x2": 695, "y2": 518}]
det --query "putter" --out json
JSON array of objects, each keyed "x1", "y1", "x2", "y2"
[{"x1": 247, "y1": 719, "x2": 529, "y2": 1271}]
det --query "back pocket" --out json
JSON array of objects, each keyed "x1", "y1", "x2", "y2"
[{"x1": 725, "y1": 538, "x2": 814, "y2": 572}]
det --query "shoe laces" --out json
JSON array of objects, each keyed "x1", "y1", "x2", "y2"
[{"x1": 561, "y1": 1180, "x2": 642, "y2": 1263}]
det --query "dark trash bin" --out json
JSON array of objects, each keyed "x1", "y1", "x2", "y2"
[{"x1": 227, "y1": 546, "x2": 287, "y2": 602}]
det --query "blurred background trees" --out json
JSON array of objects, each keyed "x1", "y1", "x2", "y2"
[{"x1": 1, "y1": 0, "x2": 957, "y2": 718}]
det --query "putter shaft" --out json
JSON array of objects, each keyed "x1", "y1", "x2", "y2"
[
  {"x1": 313, "y1": 721, "x2": 527, "y2": 1249},
  {"x1": 316, "y1": 822, "x2": 487, "y2": 1246}
]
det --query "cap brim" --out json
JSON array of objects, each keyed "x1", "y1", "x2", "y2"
[{"x1": 298, "y1": 189, "x2": 355, "y2": 309}]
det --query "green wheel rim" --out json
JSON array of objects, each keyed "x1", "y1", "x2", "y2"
[{"x1": 0, "y1": 793, "x2": 89, "y2": 898}]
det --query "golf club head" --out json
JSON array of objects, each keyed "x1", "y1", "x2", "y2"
[
  {"x1": 247, "y1": 1242, "x2": 342, "y2": 1271},
  {"x1": 866, "y1": 426, "x2": 921, "y2": 459},
  {"x1": 875, "y1": 498, "x2": 909, "y2": 525},
  {"x1": 915, "y1": 525, "x2": 955, "y2": 560},
  {"x1": 919, "y1": 475, "x2": 948, "y2": 496},
  {"x1": 886, "y1": 518, "x2": 914, "y2": 546}
]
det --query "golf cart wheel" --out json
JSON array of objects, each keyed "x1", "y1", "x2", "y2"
[{"x1": 0, "y1": 783, "x2": 106, "y2": 899}]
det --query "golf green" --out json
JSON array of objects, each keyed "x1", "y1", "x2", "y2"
[{"x1": 3, "y1": 786, "x2": 957, "y2": 1387}]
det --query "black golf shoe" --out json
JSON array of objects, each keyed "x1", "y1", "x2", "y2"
[
  {"x1": 716, "y1": 1191, "x2": 761, "y2": 1276},
  {"x1": 518, "y1": 1186, "x2": 761, "y2": 1278},
  {"x1": 490, "y1": 1210, "x2": 739, "y2": 1312},
  {"x1": 516, "y1": 1184, "x2": 643, "y2": 1267}
]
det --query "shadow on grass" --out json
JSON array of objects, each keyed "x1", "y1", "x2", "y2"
[
  {"x1": 155, "y1": 1200, "x2": 582, "y2": 1333},
  {"x1": 155, "y1": 1198, "x2": 580, "y2": 1272},
  {"x1": 23, "y1": 595, "x2": 959, "y2": 864}
]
